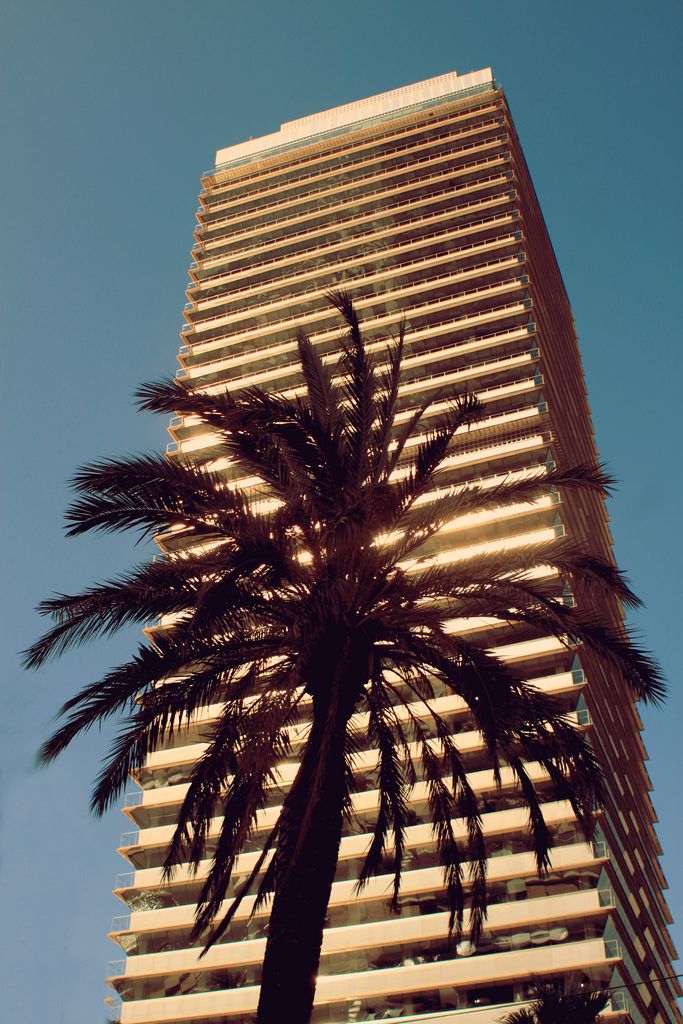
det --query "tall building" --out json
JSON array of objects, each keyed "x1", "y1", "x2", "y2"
[{"x1": 106, "y1": 69, "x2": 681, "y2": 1024}]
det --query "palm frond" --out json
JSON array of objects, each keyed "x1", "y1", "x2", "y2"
[
  {"x1": 197, "y1": 823, "x2": 280, "y2": 951},
  {"x1": 394, "y1": 393, "x2": 483, "y2": 515},
  {"x1": 188, "y1": 702, "x2": 295, "y2": 943},
  {"x1": 87, "y1": 659, "x2": 242, "y2": 815},
  {"x1": 296, "y1": 329, "x2": 340, "y2": 433},
  {"x1": 501, "y1": 1011, "x2": 536, "y2": 1024},
  {"x1": 37, "y1": 642, "x2": 184, "y2": 767},
  {"x1": 356, "y1": 675, "x2": 411, "y2": 908},
  {"x1": 327, "y1": 289, "x2": 377, "y2": 490},
  {"x1": 370, "y1": 320, "x2": 406, "y2": 481}
]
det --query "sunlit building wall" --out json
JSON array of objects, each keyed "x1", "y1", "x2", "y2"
[{"x1": 106, "y1": 69, "x2": 681, "y2": 1024}]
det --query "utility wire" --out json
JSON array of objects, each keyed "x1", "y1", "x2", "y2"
[
  {"x1": 608, "y1": 970, "x2": 682, "y2": 993},
  {"x1": 512, "y1": 972, "x2": 683, "y2": 1009},
  {"x1": 537, "y1": 970, "x2": 683, "y2": 1007}
]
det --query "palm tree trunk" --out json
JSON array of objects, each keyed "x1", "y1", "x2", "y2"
[{"x1": 256, "y1": 710, "x2": 349, "y2": 1024}]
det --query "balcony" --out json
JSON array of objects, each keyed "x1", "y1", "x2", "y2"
[
  {"x1": 182, "y1": 244, "x2": 522, "y2": 337},
  {"x1": 203, "y1": 106, "x2": 506, "y2": 216},
  {"x1": 196, "y1": 186, "x2": 515, "y2": 279},
  {"x1": 189, "y1": 207, "x2": 518, "y2": 298},
  {"x1": 196, "y1": 166, "x2": 512, "y2": 263},
  {"x1": 109, "y1": 890, "x2": 612, "y2": 1001},
  {"x1": 200, "y1": 146, "x2": 511, "y2": 247},
  {"x1": 113, "y1": 933, "x2": 619, "y2": 1022},
  {"x1": 202, "y1": 108, "x2": 506, "y2": 219}
]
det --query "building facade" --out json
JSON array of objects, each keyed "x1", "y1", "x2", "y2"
[{"x1": 106, "y1": 69, "x2": 681, "y2": 1024}]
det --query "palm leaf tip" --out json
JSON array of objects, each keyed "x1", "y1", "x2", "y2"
[
  {"x1": 453, "y1": 388, "x2": 482, "y2": 424},
  {"x1": 135, "y1": 376, "x2": 188, "y2": 414},
  {"x1": 37, "y1": 727, "x2": 69, "y2": 766},
  {"x1": 324, "y1": 287, "x2": 356, "y2": 325},
  {"x1": 22, "y1": 636, "x2": 50, "y2": 671}
]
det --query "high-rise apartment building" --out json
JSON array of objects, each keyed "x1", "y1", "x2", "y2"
[{"x1": 106, "y1": 69, "x2": 681, "y2": 1024}]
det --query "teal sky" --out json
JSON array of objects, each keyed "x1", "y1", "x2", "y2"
[{"x1": 1, "y1": 1, "x2": 681, "y2": 1019}]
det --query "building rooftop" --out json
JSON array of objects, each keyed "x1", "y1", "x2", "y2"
[{"x1": 214, "y1": 67, "x2": 494, "y2": 170}]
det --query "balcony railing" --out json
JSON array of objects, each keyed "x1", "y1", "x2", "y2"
[
  {"x1": 202, "y1": 141, "x2": 509, "y2": 242},
  {"x1": 103, "y1": 997, "x2": 121, "y2": 1021},
  {"x1": 189, "y1": 203, "x2": 516, "y2": 288},
  {"x1": 610, "y1": 991, "x2": 630, "y2": 1012},
  {"x1": 185, "y1": 225, "x2": 521, "y2": 313},
  {"x1": 198, "y1": 160, "x2": 512, "y2": 254},
  {"x1": 110, "y1": 914, "x2": 131, "y2": 933},
  {"x1": 194, "y1": 182, "x2": 515, "y2": 279},
  {"x1": 119, "y1": 830, "x2": 140, "y2": 848},
  {"x1": 107, "y1": 959, "x2": 126, "y2": 979},
  {"x1": 180, "y1": 262, "x2": 524, "y2": 354},
  {"x1": 185, "y1": 244, "x2": 522, "y2": 332},
  {"x1": 196, "y1": 176, "x2": 516, "y2": 267},
  {"x1": 597, "y1": 886, "x2": 615, "y2": 907}
]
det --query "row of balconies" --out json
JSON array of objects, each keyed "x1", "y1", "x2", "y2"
[
  {"x1": 108, "y1": 942, "x2": 625, "y2": 1023},
  {"x1": 203, "y1": 426, "x2": 548, "y2": 523},
  {"x1": 129, "y1": 634, "x2": 580, "y2": 793},
  {"x1": 200, "y1": 101, "x2": 504, "y2": 210},
  {"x1": 188, "y1": 204, "x2": 516, "y2": 301},
  {"x1": 195, "y1": 159, "x2": 512, "y2": 262},
  {"x1": 166, "y1": 390, "x2": 545, "y2": 468},
  {"x1": 166, "y1": 396, "x2": 547, "y2": 513},
  {"x1": 177, "y1": 299, "x2": 532, "y2": 415},
  {"x1": 110, "y1": 852, "x2": 601, "y2": 952},
  {"x1": 197, "y1": 130, "x2": 509, "y2": 243},
  {"x1": 113, "y1": 776, "x2": 589, "y2": 900},
  {"x1": 184, "y1": 235, "x2": 521, "y2": 338},
  {"x1": 126, "y1": 663, "x2": 580, "y2": 803},
  {"x1": 185, "y1": 221, "x2": 518, "y2": 321},
  {"x1": 113, "y1": 809, "x2": 589, "y2": 924},
  {"x1": 178, "y1": 290, "x2": 528, "y2": 401},
  {"x1": 109, "y1": 899, "x2": 617, "y2": 1022},
  {"x1": 177, "y1": 298, "x2": 532, "y2": 396},
  {"x1": 199, "y1": 101, "x2": 505, "y2": 217},
  {"x1": 109, "y1": 976, "x2": 630, "y2": 1024},
  {"x1": 193, "y1": 182, "x2": 514, "y2": 290},
  {"x1": 139, "y1": 569, "x2": 577, "y2": 753},
  {"x1": 109, "y1": 886, "x2": 614, "y2": 1003},
  {"x1": 150, "y1": 457, "x2": 560, "y2": 597},
  {"x1": 179, "y1": 292, "x2": 528, "y2": 403},
  {"x1": 181, "y1": 254, "x2": 525, "y2": 361},
  {"x1": 110, "y1": 841, "x2": 604, "y2": 947},
  {"x1": 194, "y1": 174, "x2": 514, "y2": 279},
  {"x1": 135, "y1": 638, "x2": 576, "y2": 785},
  {"x1": 164, "y1": 406, "x2": 547, "y2": 543},
  {"x1": 125, "y1": 765, "x2": 566, "y2": 843},
  {"x1": 116, "y1": 705, "x2": 586, "y2": 864},
  {"x1": 119, "y1": 786, "x2": 585, "y2": 878}
]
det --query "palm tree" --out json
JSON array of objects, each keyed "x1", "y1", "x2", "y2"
[
  {"x1": 26, "y1": 292, "x2": 663, "y2": 1024},
  {"x1": 501, "y1": 979, "x2": 612, "y2": 1023}
]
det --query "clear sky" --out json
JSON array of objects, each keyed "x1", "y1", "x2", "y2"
[{"x1": 1, "y1": 1, "x2": 681, "y2": 1019}]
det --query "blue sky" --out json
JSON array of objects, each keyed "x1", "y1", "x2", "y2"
[{"x1": 1, "y1": 1, "x2": 681, "y2": 1019}]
